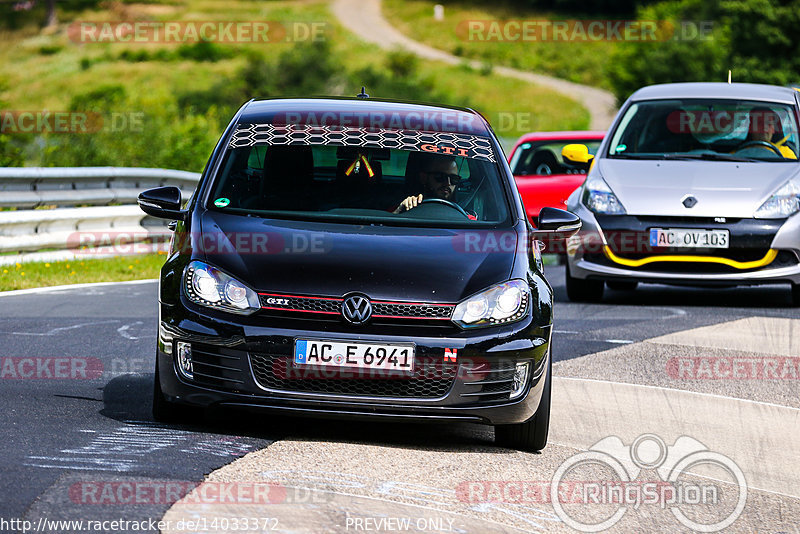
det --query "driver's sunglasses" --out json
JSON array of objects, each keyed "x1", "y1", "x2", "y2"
[{"x1": 424, "y1": 171, "x2": 462, "y2": 185}]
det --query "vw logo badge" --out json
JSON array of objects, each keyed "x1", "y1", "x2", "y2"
[
  {"x1": 342, "y1": 295, "x2": 372, "y2": 324},
  {"x1": 682, "y1": 195, "x2": 698, "y2": 208}
]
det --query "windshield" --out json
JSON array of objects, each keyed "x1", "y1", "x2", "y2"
[
  {"x1": 608, "y1": 99, "x2": 800, "y2": 162},
  {"x1": 510, "y1": 139, "x2": 602, "y2": 176},
  {"x1": 208, "y1": 124, "x2": 510, "y2": 226}
]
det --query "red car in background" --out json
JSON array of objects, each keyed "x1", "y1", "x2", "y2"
[
  {"x1": 508, "y1": 131, "x2": 605, "y2": 219},
  {"x1": 508, "y1": 131, "x2": 604, "y2": 255}
]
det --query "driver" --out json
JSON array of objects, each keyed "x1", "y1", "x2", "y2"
[
  {"x1": 393, "y1": 154, "x2": 462, "y2": 213},
  {"x1": 745, "y1": 107, "x2": 797, "y2": 159}
]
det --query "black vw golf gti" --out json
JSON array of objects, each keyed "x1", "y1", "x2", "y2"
[{"x1": 138, "y1": 97, "x2": 580, "y2": 451}]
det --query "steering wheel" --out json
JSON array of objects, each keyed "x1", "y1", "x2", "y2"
[
  {"x1": 416, "y1": 198, "x2": 471, "y2": 218},
  {"x1": 735, "y1": 140, "x2": 782, "y2": 156}
]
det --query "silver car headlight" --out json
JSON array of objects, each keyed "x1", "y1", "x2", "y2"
[
  {"x1": 452, "y1": 280, "x2": 530, "y2": 329},
  {"x1": 754, "y1": 177, "x2": 800, "y2": 218},
  {"x1": 183, "y1": 260, "x2": 260, "y2": 315},
  {"x1": 582, "y1": 174, "x2": 627, "y2": 215}
]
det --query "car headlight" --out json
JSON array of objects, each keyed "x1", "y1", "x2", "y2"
[
  {"x1": 452, "y1": 280, "x2": 530, "y2": 329},
  {"x1": 755, "y1": 177, "x2": 800, "y2": 218},
  {"x1": 183, "y1": 260, "x2": 260, "y2": 315},
  {"x1": 582, "y1": 174, "x2": 626, "y2": 215}
]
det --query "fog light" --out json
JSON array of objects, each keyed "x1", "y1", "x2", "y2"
[
  {"x1": 510, "y1": 362, "x2": 530, "y2": 399},
  {"x1": 176, "y1": 341, "x2": 193, "y2": 379}
]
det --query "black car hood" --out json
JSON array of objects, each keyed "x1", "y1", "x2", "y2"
[{"x1": 196, "y1": 211, "x2": 517, "y2": 303}]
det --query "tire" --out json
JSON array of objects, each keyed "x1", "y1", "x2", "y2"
[
  {"x1": 792, "y1": 283, "x2": 800, "y2": 307},
  {"x1": 606, "y1": 280, "x2": 638, "y2": 291},
  {"x1": 565, "y1": 263, "x2": 604, "y2": 302},
  {"x1": 152, "y1": 359, "x2": 194, "y2": 423},
  {"x1": 495, "y1": 353, "x2": 551, "y2": 452}
]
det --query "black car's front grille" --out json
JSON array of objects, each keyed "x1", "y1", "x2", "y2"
[
  {"x1": 257, "y1": 293, "x2": 454, "y2": 323},
  {"x1": 459, "y1": 360, "x2": 517, "y2": 403},
  {"x1": 188, "y1": 343, "x2": 247, "y2": 392},
  {"x1": 372, "y1": 302, "x2": 452, "y2": 319},
  {"x1": 249, "y1": 353, "x2": 458, "y2": 398},
  {"x1": 261, "y1": 295, "x2": 342, "y2": 315}
]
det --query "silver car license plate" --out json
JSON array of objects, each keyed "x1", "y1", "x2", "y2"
[{"x1": 649, "y1": 228, "x2": 729, "y2": 249}]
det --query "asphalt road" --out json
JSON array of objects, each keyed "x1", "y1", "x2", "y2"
[
  {"x1": 0, "y1": 272, "x2": 797, "y2": 533},
  {"x1": 0, "y1": 281, "x2": 274, "y2": 531}
]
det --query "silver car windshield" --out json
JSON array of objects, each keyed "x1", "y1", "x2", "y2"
[{"x1": 608, "y1": 99, "x2": 800, "y2": 162}]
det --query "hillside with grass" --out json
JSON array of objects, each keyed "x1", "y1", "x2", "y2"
[
  {"x1": 382, "y1": 0, "x2": 620, "y2": 90},
  {"x1": 384, "y1": 0, "x2": 800, "y2": 104},
  {"x1": 0, "y1": 0, "x2": 590, "y2": 170}
]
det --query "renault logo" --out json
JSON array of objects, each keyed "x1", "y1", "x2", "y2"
[
  {"x1": 342, "y1": 295, "x2": 372, "y2": 324},
  {"x1": 682, "y1": 195, "x2": 698, "y2": 208}
]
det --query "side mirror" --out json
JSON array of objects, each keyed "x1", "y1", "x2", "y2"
[
  {"x1": 562, "y1": 144, "x2": 594, "y2": 170},
  {"x1": 535, "y1": 207, "x2": 581, "y2": 238},
  {"x1": 138, "y1": 186, "x2": 186, "y2": 220}
]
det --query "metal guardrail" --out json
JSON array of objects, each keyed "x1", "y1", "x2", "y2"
[
  {"x1": 0, "y1": 166, "x2": 199, "y2": 208},
  {"x1": 0, "y1": 167, "x2": 200, "y2": 265}
]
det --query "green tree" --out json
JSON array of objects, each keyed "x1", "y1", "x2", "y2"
[
  {"x1": 608, "y1": 0, "x2": 800, "y2": 103},
  {"x1": 724, "y1": 0, "x2": 800, "y2": 85}
]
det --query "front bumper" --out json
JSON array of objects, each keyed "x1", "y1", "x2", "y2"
[
  {"x1": 156, "y1": 301, "x2": 552, "y2": 426},
  {"x1": 566, "y1": 204, "x2": 800, "y2": 285}
]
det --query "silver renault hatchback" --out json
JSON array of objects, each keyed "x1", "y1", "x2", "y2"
[{"x1": 562, "y1": 82, "x2": 800, "y2": 305}]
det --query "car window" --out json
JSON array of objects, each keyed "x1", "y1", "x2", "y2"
[
  {"x1": 209, "y1": 124, "x2": 507, "y2": 226},
  {"x1": 608, "y1": 99, "x2": 800, "y2": 162},
  {"x1": 510, "y1": 140, "x2": 602, "y2": 176}
]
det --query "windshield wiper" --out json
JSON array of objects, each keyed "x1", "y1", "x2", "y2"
[
  {"x1": 608, "y1": 154, "x2": 666, "y2": 160},
  {"x1": 659, "y1": 153, "x2": 759, "y2": 162},
  {"x1": 611, "y1": 153, "x2": 761, "y2": 162}
]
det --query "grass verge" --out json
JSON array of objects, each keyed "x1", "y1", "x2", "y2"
[
  {"x1": 1, "y1": 0, "x2": 589, "y2": 168},
  {"x1": 0, "y1": 254, "x2": 166, "y2": 291}
]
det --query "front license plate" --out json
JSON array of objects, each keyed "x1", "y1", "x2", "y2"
[
  {"x1": 649, "y1": 228, "x2": 729, "y2": 249},
  {"x1": 294, "y1": 340, "x2": 415, "y2": 371}
]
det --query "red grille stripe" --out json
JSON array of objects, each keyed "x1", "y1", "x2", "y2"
[
  {"x1": 259, "y1": 292, "x2": 343, "y2": 301},
  {"x1": 260, "y1": 306, "x2": 339, "y2": 315},
  {"x1": 372, "y1": 315, "x2": 451, "y2": 320}
]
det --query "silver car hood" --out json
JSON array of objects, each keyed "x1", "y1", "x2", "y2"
[{"x1": 597, "y1": 160, "x2": 800, "y2": 218}]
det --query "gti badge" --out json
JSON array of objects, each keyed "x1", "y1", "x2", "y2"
[
  {"x1": 342, "y1": 295, "x2": 372, "y2": 324},
  {"x1": 682, "y1": 195, "x2": 698, "y2": 208}
]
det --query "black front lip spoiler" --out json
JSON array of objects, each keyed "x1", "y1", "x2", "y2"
[{"x1": 217, "y1": 401, "x2": 490, "y2": 424}]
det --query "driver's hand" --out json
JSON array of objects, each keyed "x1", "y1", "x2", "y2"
[{"x1": 393, "y1": 194, "x2": 423, "y2": 214}]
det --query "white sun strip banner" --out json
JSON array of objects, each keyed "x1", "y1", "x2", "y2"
[{"x1": 228, "y1": 123, "x2": 497, "y2": 163}]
